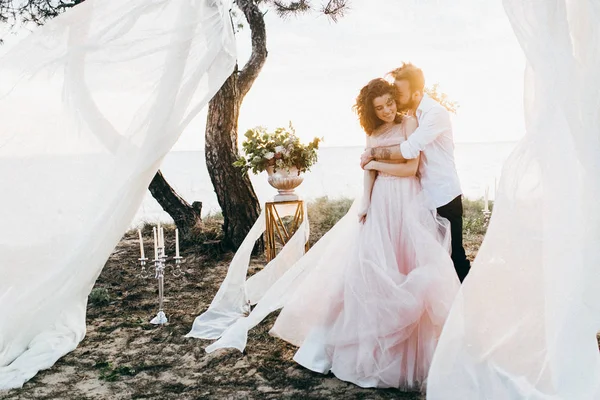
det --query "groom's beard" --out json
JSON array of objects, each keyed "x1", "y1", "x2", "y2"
[
  {"x1": 400, "y1": 98, "x2": 419, "y2": 113},
  {"x1": 398, "y1": 103, "x2": 414, "y2": 113}
]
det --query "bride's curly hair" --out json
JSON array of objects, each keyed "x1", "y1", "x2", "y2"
[{"x1": 353, "y1": 78, "x2": 403, "y2": 135}]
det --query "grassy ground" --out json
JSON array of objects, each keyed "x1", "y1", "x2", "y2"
[{"x1": 3, "y1": 197, "x2": 489, "y2": 400}]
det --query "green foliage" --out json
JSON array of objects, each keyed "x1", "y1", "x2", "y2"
[
  {"x1": 306, "y1": 196, "x2": 492, "y2": 245},
  {"x1": 307, "y1": 196, "x2": 353, "y2": 245},
  {"x1": 463, "y1": 197, "x2": 493, "y2": 236},
  {"x1": 425, "y1": 83, "x2": 459, "y2": 114},
  {"x1": 95, "y1": 361, "x2": 138, "y2": 382},
  {"x1": 88, "y1": 287, "x2": 111, "y2": 307},
  {"x1": 185, "y1": 196, "x2": 490, "y2": 247},
  {"x1": 233, "y1": 123, "x2": 321, "y2": 174},
  {"x1": 188, "y1": 212, "x2": 225, "y2": 244}
]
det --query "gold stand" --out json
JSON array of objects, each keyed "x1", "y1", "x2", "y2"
[{"x1": 265, "y1": 200, "x2": 309, "y2": 262}]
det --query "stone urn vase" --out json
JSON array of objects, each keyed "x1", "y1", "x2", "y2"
[{"x1": 266, "y1": 166, "x2": 304, "y2": 202}]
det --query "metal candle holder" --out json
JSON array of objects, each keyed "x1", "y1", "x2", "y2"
[{"x1": 137, "y1": 229, "x2": 184, "y2": 325}]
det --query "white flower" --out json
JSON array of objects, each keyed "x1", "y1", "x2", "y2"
[
  {"x1": 264, "y1": 152, "x2": 275, "y2": 160},
  {"x1": 274, "y1": 146, "x2": 285, "y2": 154}
]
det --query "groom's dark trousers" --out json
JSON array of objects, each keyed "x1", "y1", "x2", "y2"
[{"x1": 437, "y1": 195, "x2": 471, "y2": 283}]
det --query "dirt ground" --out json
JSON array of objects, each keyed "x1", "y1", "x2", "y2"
[
  {"x1": 3, "y1": 229, "x2": 433, "y2": 400},
  {"x1": 7, "y1": 199, "x2": 596, "y2": 399}
]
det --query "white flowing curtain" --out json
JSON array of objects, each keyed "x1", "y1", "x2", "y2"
[
  {"x1": 0, "y1": 0, "x2": 236, "y2": 390},
  {"x1": 427, "y1": 0, "x2": 600, "y2": 398},
  {"x1": 186, "y1": 202, "x2": 312, "y2": 350},
  {"x1": 3, "y1": 0, "x2": 600, "y2": 395}
]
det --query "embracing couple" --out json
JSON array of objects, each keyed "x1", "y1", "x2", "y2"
[
  {"x1": 359, "y1": 62, "x2": 471, "y2": 283},
  {"x1": 266, "y1": 63, "x2": 470, "y2": 390},
  {"x1": 199, "y1": 63, "x2": 471, "y2": 391}
]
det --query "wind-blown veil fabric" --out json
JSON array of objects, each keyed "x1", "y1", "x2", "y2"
[
  {"x1": 186, "y1": 203, "x2": 310, "y2": 346},
  {"x1": 427, "y1": 1, "x2": 600, "y2": 398},
  {"x1": 0, "y1": 0, "x2": 235, "y2": 390}
]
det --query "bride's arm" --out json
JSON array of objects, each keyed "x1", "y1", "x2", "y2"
[
  {"x1": 364, "y1": 157, "x2": 419, "y2": 177},
  {"x1": 358, "y1": 137, "x2": 377, "y2": 223},
  {"x1": 364, "y1": 118, "x2": 420, "y2": 177},
  {"x1": 360, "y1": 115, "x2": 418, "y2": 167}
]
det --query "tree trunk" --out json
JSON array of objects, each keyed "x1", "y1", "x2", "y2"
[
  {"x1": 205, "y1": 70, "x2": 261, "y2": 250},
  {"x1": 204, "y1": 0, "x2": 267, "y2": 250},
  {"x1": 148, "y1": 170, "x2": 202, "y2": 241},
  {"x1": 150, "y1": 0, "x2": 267, "y2": 250}
]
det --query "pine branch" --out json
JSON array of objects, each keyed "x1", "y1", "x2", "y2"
[
  {"x1": 321, "y1": 0, "x2": 348, "y2": 22},
  {"x1": 271, "y1": 0, "x2": 311, "y2": 17},
  {"x1": 0, "y1": 0, "x2": 84, "y2": 26}
]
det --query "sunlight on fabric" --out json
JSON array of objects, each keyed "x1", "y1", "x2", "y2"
[
  {"x1": 427, "y1": 0, "x2": 600, "y2": 398},
  {"x1": 0, "y1": 0, "x2": 235, "y2": 390}
]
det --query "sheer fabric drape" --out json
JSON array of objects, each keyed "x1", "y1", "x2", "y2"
[
  {"x1": 427, "y1": 1, "x2": 600, "y2": 398},
  {"x1": 186, "y1": 203, "x2": 310, "y2": 351},
  {"x1": 0, "y1": 0, "x2": 235, "y2": 390}
]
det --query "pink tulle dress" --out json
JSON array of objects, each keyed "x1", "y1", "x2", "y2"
[{"x1": 270, "y1": 122, "x2": 460, "y2": 390}]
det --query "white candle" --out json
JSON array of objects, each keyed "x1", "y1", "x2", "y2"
[
  {"x1": 153, "y1": 227, "x2": 158, "y2": 259},
  {"x1": 157, "y1": 222, "x2": 162, "y2": 247},
  {"x1": 175, "y1": 228, "x2": 180, "y2": 257},
  {"x1": 138, "y1": 229, "x2": 145, "y2": 259},
  {"x1": 160, "y1": 227, "x2": 165, "y2": 249},
  {"x1": 484, "y1": 186, "x2": 490, "y2": 212}
]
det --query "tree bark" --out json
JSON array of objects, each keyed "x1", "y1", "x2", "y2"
[
  {"x1": 205, "y1": 70, "x2": 261, "y2": 250},
  {"x1": 148, "y1": 170, "x2": 202, "y2": 241},
  {"x1": 204, "y1": 0, "x2": 267, "y2": 250}
]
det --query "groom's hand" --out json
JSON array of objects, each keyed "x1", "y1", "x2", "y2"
[{"x1": 360, "y1": 149, "x2": 373, "y2": 169}]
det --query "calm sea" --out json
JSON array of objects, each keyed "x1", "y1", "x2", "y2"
[{"x1": 132, "y1": 142, "x2": 518, "y2": 226}]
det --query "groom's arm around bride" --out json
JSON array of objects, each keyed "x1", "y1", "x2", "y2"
[{"x1": 360, "y1": 63, "x2": 471, "y2": 282}]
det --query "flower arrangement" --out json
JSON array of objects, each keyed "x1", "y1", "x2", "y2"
[{"x1": 234, "y1": 124, "x2": 321, "y2": 175}]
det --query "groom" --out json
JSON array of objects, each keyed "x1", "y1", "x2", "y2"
[{"x1": 360, "y1": 63, "x2": 471, "y2": 282}]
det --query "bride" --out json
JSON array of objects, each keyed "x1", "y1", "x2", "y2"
[
  {"x1": 268, "y1": 78, "x2": 460, "y2": 389},
  {"x1": 196, "y1": 78, "x2": 460, "y2": 390}
]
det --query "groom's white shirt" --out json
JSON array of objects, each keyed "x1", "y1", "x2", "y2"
[{"x1": 400, "y1": 93, "x2": 462, "y2": 209}]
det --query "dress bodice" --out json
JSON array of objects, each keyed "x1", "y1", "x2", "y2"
[
  {"x1": 369, "y1": 122, "x2": 407, "y2": 179},
  {"x1": 369, "y1": 122, "x2": 405, "y2": 149}
]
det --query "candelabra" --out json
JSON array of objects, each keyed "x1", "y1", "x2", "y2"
[{"x1": 137, "y1": 226, "x2": 184, "y2": 325}]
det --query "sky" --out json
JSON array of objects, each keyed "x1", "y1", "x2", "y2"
[
  {"x1": 0, "y1": 0, "x2": 527, "y2": 150},
  {"x1": 174, "y1": 0, "x2": 527, "y2": 150}
]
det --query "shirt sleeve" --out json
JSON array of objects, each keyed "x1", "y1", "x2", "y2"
[{"x1": 400, "y1": 106, "x2": 451, "y2": 159}]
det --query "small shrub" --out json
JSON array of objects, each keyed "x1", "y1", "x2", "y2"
[
  {"x1": 95, "y1": 361, "x2": 137, "y2": 382},
  {"x1": 88, "y1": 287, "x2": 111, "y2": 307},
  {"x1": 307, "y1": 196, "x2": 354, "y2": 244},
  {"x1": 463, "y1": 198, "x2": 493, "y2": 237},
  {"x1": 188, "y1": 212, "x2": 225, "y2": 245}
]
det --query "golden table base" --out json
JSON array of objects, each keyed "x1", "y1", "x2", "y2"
[{"x1": 265, "y1": 200, "x2": 309, "y2": 262}]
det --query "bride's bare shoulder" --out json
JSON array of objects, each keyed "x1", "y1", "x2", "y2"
[
  {"x1": 368, "y1": 123, "x2": 404, "y2": 146},
  {"x1": 402, "y1": 115, "x2": 418, "y2": 130},
  {"x1": 401, "y1": 115, "x2": 418, "y2": 138}
]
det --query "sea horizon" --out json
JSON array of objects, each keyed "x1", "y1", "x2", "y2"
[{"x1": 132, "y1": 141, "x2": 517, "y2": 226}]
